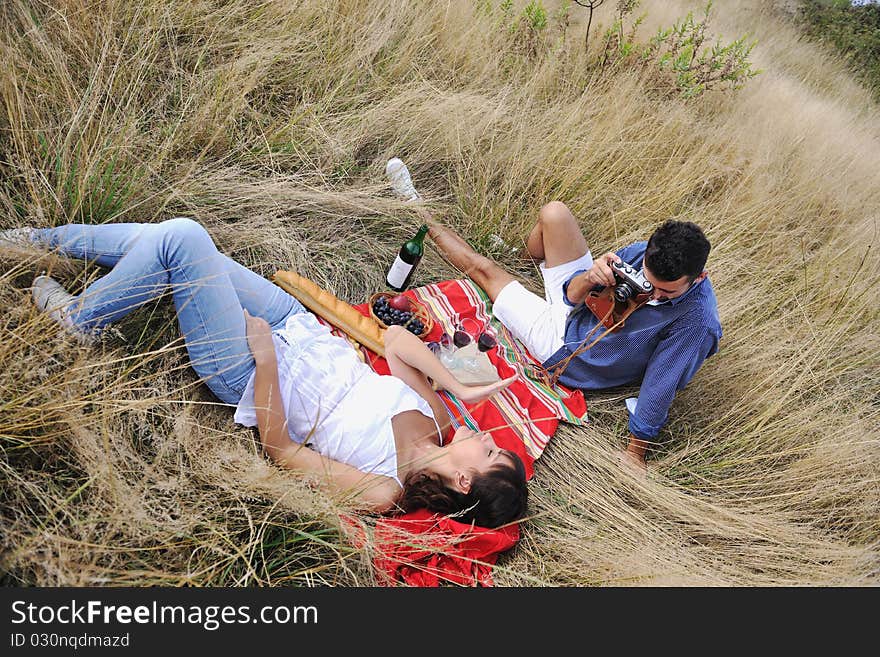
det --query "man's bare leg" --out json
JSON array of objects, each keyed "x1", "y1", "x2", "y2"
[
  {"x1": 526, "y1": 201, "x2": 590, "y2": 267},
  {"x1": 426, "y1": 218, "x2": 515, "y2": 302},
  {"x1": 426, "y1": 201, "x2": 589, "y2": 300}
]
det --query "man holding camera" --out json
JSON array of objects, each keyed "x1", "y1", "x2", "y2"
[{"x1": 428, "y1": 201, "x2": 722, "y2": 472}]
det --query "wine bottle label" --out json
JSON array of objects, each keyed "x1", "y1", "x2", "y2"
[{"x1": 386, "y1": 255, "x2": 414, "y2": 289}]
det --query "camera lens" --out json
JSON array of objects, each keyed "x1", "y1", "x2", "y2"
[{"x1": 614, "y1": 283, "x2": 634, "y2": 303}]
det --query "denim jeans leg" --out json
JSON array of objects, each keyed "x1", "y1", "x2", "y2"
[
  {"x1": 32, "y1": 223, "x2": 150, "y2": 267},
  {"x1": 33, "y1": 222, "x2": 306, "y2": 329},
  {"x1": 221, "y1": 254, "x2": 306, "y2": 329},
  {"x1": 77, "y1": 219, "x2": 254, "y2": 401},
  {"x1": 33, "y1": 219, "x2": 308, "y2": 403}
]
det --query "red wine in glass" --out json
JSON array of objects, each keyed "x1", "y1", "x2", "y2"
[
  {"x1": 453, "y1": 329, "x2": 472, "y2": 348},
  {"x1": 453, "y1": 318, "x2": 481, "y2": 348},
  {"x1": 477, "y1": 332, "x2": 497, "y2": 352}
]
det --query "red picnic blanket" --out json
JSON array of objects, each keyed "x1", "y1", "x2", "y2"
[{"x1": 337, "y1": 279, "x2": 588, "y2": 586}]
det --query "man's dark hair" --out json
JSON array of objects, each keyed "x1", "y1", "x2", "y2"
[{"x1": 644, "y1": 220, "x2": 711, "y2": 282}]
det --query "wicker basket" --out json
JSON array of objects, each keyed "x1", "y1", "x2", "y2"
[{"x1": 368, "y1": 292, "x2": 434, "y2": 339}]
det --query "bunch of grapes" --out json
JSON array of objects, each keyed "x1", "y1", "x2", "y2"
[{"x1": 372, "y1": 296, "x2": 425, "y2": 335}]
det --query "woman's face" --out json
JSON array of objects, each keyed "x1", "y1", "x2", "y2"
[{"x1": 448, "y1": 426, "x2": 511, "y2": 474}]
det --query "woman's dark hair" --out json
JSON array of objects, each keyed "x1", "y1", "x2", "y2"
[
  {"x1": 397, "y1": 451, "x2": 528, "y2": 528},
  {"x1": 644, "y1": 220, "x2": 711, "y2": 281}
]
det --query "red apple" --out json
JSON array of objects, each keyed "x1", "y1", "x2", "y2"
[{"x1": 388, "y1": 294, "x2": 411, "y2": 311}]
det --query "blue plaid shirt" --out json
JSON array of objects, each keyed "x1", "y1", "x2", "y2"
[{"x1": 543, "y1": 241, "x2": 722, "y2": 440}]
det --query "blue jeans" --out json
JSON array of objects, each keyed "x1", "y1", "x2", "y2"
[{"x1": 32, "y1": 218, "x2": 306, "y2": 404}]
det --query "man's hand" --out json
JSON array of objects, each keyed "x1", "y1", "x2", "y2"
[
  {"x1": 585, "y1": 251, "x2": 622, "y2": 288},
  {"x1": 243, "y1": 309, "x2": 275, "y2": 364},
  {"x1": 564, "y1": 251, "x2": 623, "y2": 305},
  {"x1": 616, "y1": 433, "x2": 648, "y2": 478},
  {"x1": 616, "y1": 449, "x2": 648, "y2": 478}
]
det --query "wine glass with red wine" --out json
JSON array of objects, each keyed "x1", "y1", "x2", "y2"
[
  {"x1": 452, "y1": 318, "x2": 481, "y2": 348},
  {"x1": 477, "y1": 329, "x2": 497, "y2": 353},
  {"x1": 452, "y1": 327, "x2": 471, "y2": 348}
]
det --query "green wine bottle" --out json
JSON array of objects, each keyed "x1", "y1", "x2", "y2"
[{"x1": 386, "y1": 224, "x2": 428, "y2": 292}]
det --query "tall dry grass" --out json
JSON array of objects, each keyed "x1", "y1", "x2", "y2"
[{"x1": 1, "y1": 0, "x2": 877, "y2": 586}]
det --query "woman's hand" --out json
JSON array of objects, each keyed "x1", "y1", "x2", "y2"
[
  {"x1": 453, "y1": 374, "x2": 519, "y2": 404},
  {"x1": 243, "y1": 309, "x2": 275, "y2": 364}
]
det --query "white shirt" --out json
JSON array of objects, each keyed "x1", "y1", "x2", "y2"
[{"x1": 233, "y1": 312, "x2": 438, "y2": 486}]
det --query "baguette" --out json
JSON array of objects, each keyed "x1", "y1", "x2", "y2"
[{"x1": 272, "y1": 270, "x2": 386, "y2": 356}]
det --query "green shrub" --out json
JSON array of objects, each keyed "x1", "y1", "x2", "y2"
[
  {"x1": 799, "y1": 0, "x2": 880, "y2": 99},
  {"x1": 600, "y1": 1, "x2": 760, "y2": 98}
]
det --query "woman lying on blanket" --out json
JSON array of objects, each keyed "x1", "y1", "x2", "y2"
[{"x1": 4, "y1": 218, "x2": 527, "y2": 528}]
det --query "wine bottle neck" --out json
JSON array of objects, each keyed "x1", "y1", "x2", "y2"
[{"x1": 412, "y1": 224, "x2": 429, "y2": 244}]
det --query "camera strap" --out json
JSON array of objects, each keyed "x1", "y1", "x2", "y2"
[{"x1": 526, "y1": 293, "x2": 651, "y2": 390}]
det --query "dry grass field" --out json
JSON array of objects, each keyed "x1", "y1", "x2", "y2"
[{"x1": 1, "y1": 0, "x2": 878, "y2": 586}]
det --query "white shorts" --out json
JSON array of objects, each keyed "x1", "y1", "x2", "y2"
[{"x1": 492, "y1": 252, "x2": 593, "y2": 363}]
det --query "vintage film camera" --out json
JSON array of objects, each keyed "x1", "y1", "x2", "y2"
[{"x1": 584, "y1": 260, "x2": 654, "y2": 331}]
